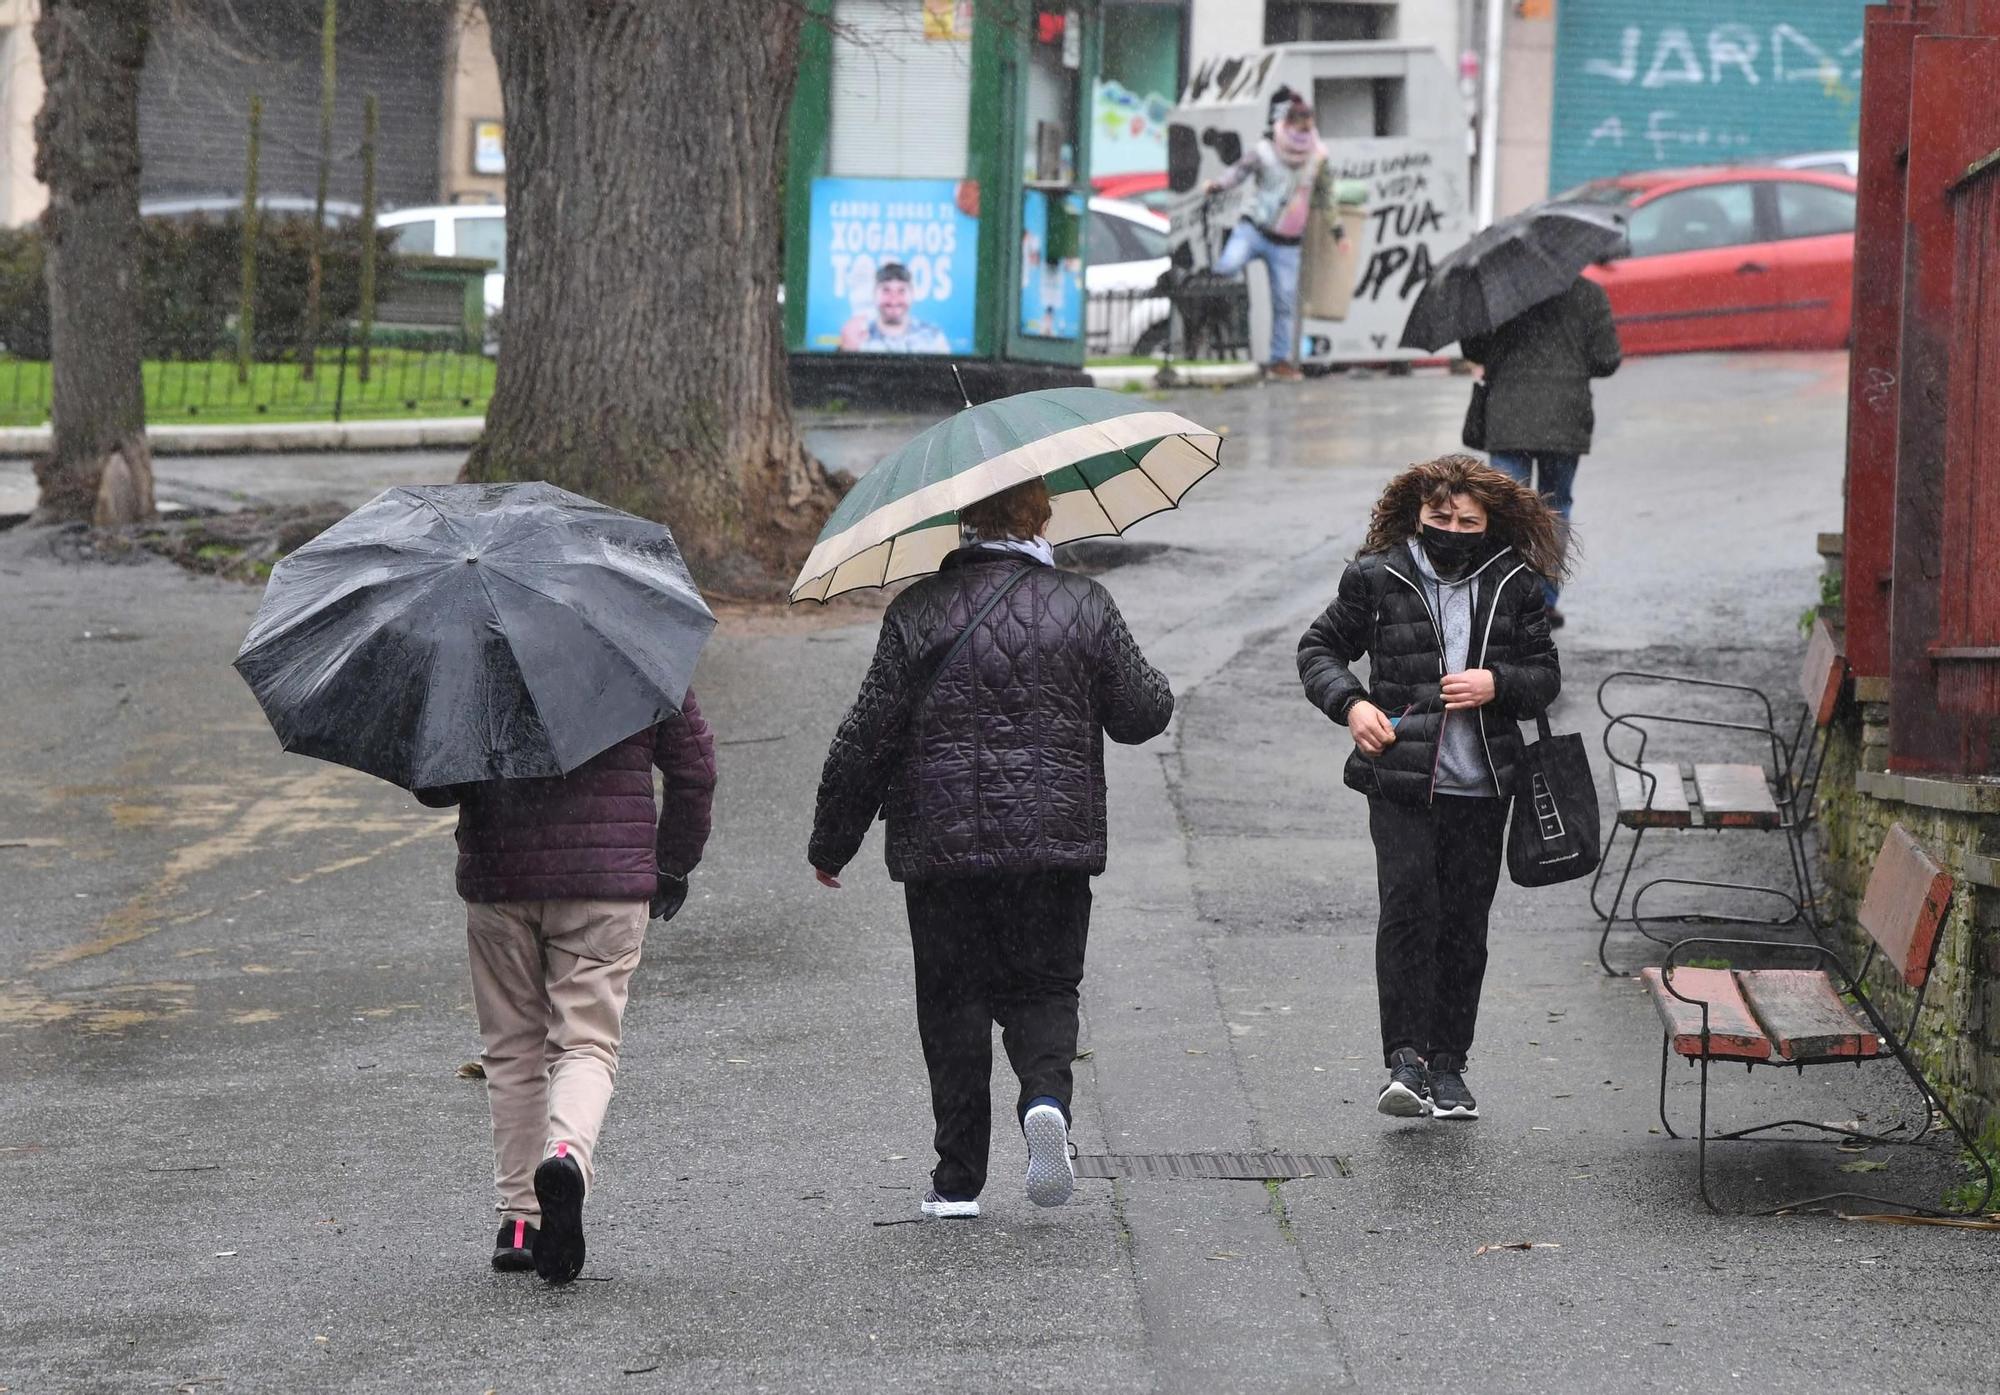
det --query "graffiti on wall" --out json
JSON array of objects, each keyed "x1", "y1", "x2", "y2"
[
  {"x1": 1550, "y1": 5, "x2": 1869, "y2": 191},
  {"x1": 1342, "y1": 151, "x2": 1445, "y2": 305}
]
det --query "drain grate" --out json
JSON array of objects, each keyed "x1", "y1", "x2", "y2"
[{"x1": 1073, "y1": 1152, "x2": 1351, "y2": 1181}]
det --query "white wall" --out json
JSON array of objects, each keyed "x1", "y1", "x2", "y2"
[{"x1": 1190, "y1": 0, "x2": 1467, "y2": 74}]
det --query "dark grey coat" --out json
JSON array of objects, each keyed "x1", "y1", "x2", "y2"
[
  {"x1": 1297, "y1": 545, "x2": 1561, "y2": 806},
  {"x1": 810, "y1": 548, "x2": 1173, "y2": 881},
  {"x1": 1461, "y1": 278, "x2": 1622, "y2": 457}
]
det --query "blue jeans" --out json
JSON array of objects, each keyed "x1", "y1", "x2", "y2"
[
  {"x1": 1214, "y1": 220, "x2": 1301, "y2": 364},
  {"x1": 1488, "y1": 451, "x2": 1578, "y2": 608}
]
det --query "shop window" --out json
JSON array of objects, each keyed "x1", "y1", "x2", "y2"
[
  {"x1": 1265, "y1": 2, "x2": 1389, "y2": 44},
  {"x1": 1313, "y1": 77, "x2": 1406, "y2": 139}
]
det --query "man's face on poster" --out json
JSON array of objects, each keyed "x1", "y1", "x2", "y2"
[{"x1": 875, "y1": 275, "x2": 911, "y2": 328}]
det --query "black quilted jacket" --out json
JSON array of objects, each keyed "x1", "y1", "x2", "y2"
[
  {"x1": 810, "y1": 547, "x2": 1174, "y2": 881},
  {"x1": 1297, "y1": 544, "x2": 1560, "y2": 806}
]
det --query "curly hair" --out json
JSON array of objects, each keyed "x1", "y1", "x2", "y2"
[
  {"x1": 961, "y1": 478, "x2": 1053, "y2": 541},
  {"x1": 1360, "y1": 453, "x2": 1571, "y2": 580}
]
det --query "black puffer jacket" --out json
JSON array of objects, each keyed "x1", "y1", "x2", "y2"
[
  {"x1": 810, "y1": 547, "x2": 1174, "y2": 881},
  {"x1": 1297, "y1": 544, "x2": 1560, "y2": 805}
]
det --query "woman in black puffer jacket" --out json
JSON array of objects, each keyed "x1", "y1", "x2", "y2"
[
  {"x1": 811, "y1": 478, "x2": 1173, "y2": 1221},
  {"x1": 1298, "y1": 454, "x2": 1562, "y2": 1124}
]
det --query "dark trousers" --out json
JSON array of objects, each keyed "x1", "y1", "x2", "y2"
[
  {"x1": 905, "y1": 870, "x2": 1091, "y2": 1199},
  {"x1": 1368, "y1": 795, "x2": 1508, "y2": 1067}
]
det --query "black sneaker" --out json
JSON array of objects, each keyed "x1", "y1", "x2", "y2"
[
  {"x1": 492, "y1": 1218, "x2": 538, "y2": 1273},
  {"x1": 1376, "y1": 1047, "x2": 1431, "y2": 1118},
  {"x1": 532, "y1": 1147, "x2": 587, "y2": 1284},
  {"x1": 1428, "y1": 1054, "x2": 1479, "y2": 1120}
]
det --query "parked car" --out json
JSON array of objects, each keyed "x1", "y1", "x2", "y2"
[
  {"x1": 1086, "y1": 196, "x2": 1172, "y2": 355},
  {"x1": 1556, "y1": 166, "x2": 1857, "y2": 355},
  {"x1": 139, "y1": 194, "x2": 364, "y2": 226},
  {"x1": 1092, "y1": 171, "x2": 1174, "y2": 214},
  {"x1": 1771, "y1": 150, "x2": 1860, "y2": 178},
  {"x1": 375, "y1": 204, "x2": 507, "y2": 320}
]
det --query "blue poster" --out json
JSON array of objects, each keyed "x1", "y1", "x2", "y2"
[
  {"x1": 805, "y1": 178, "x2": 978, "y2": 355},
  {"x1": 1019, "y1": 189, "x2": 1083, "y2": 340},
  {"x1": 1548, "y1": 3, "x2": 1868, "y2": 193}
]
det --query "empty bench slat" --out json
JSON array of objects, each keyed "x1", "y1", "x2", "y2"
[
  {"x1": 1615, "y1": 762, "x2": 1691, "y2": 827},
  {"x1": 1692, "y1": 764, "x2": 1781, "y2": 828},
  {"x1": 1641, "y1": 967, "x2": 1772, "y2": 1060},
  {"x1": 1736, "y1": 969, "x2": 1881, "y2": 1061}
]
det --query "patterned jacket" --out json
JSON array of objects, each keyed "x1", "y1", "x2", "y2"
[{"x1": 810, "y1": 548, "x2": 1173, "y2": 881}]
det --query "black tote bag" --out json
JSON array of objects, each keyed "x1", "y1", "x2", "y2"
[
  {"x1": 1506, "y1": 713, "x2": 1601, "y2": 887},
  {"x1": 1460, "y1": 380, "x2": 1488, "y2": 451}
]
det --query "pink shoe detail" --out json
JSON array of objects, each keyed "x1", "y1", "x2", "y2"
[
  {"x1": 512, "y1": 1219, "x2": 526, "y2": 1250},
  {"x1": 554, "y1": 1141, "x2": 570, "y2": 1160}
]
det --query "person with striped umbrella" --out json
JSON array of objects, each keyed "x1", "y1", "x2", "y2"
[{"x1": 803, "y1": 386, "x2": 1215, "y2": 1219}]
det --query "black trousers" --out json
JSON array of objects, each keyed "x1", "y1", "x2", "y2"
[
  {"x1": 1368, "y1": 795, "x2": 1508, "y2": 1067},
  {"x1": 905, "y1": 870, "x2": 1091, "y2": 1199}
]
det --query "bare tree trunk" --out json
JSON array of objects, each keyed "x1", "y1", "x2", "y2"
[
  {"x1": 466, "y1": 0, "x2": 841, "y2": 588},
  {"x1": 32, "y1": 0, "x2": 154, "y2": 527}
]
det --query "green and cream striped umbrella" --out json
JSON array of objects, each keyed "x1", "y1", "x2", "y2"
[{"x1": 790, "y1": 386, "x2": 1222, "y2": 602}]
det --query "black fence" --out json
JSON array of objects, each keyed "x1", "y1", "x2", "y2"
[{"x1": 1086, "y1": 278, "x2": 1251, "y2": 363}]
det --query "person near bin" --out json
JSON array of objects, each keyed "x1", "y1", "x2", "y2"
[
  {"x1": 1205, "y1": 85, "x2": 1336, "y2": 382},
  {"x1": 1460, "y1": 277, "x2": 1622, "y2": 628},
  {"x1": 417, "y1": 699, "x2": 717, "y2": 1283},
  {"x1": 1296, "y1": 455, "x2": 1563, "y2": 1123},
  {"x1": 809, "y1": 479, "x2": 1174, "y2": 1220}
]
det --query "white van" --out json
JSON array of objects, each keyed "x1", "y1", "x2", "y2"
[{"x1": 376, "y1": 205, "x2": 507, "y2": 320}]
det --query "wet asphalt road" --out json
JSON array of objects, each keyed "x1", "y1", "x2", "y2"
[{"x1": 5, "y1": 352, "x2": 1995, "y2": 1394}]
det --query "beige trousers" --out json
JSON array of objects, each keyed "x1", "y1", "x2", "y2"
[{"x1": 465, "y1": 898, "x2": 648, "y2": 1222}]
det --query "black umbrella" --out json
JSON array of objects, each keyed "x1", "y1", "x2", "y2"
[
  {"x1": 234, "y1": 482, "x2": 715, "y2": 790},
  {"x1": 1400, "y1": 203, "x2": 1628, "y2": 352}
]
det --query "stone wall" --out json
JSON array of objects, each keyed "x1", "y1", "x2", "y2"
[{"x1": 1812, "y1": 534, "x2": 2000, "y2": 1139}]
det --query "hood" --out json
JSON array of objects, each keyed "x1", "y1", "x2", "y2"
[{"x1": 940, "y1": 543, "x2": 1054, "y2": 573}]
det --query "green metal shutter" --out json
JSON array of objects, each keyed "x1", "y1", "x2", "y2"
[{"x1": 1548, "y1": 2, "x2": 1869, "y2": 194}]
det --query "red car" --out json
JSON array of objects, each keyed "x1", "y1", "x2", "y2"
[{"x1": 1561, "y1": 167, "x2": 1857, "y2": 355}]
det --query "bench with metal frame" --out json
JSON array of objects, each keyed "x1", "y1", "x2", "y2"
[
  {"x1": 1591, "y1": 620, "x2": 1847, "y2": 974},
  {"x1": 1641, "y1": 822, "x2": 1994, "y2": 1216}
]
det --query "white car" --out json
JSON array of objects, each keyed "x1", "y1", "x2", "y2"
[
  {"x1": 1086, "y1": 196, "x2": 1172, "y2": 356},
  {"x1": 376, "y1": 204, "x2": 508, "y2": 320},
  {"x1": 1771, "y1": 150, "x2": 1860, "y2": 178}
]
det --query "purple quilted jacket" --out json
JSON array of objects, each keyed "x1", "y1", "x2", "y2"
[
  {"x1": 417, "y1": 689, "x2": 716, "y2": 903},
  {"x1": 810, "y1": 549, "x2": 1173, "y2": 881}
]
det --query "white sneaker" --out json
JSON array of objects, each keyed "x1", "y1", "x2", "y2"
[
  {"x1": 920, "y1": 1189, "x2": 980, "y2": 1219},
  {"x1": 1022, "y1": 1103, "x2": 1075, "y2": 1208}
]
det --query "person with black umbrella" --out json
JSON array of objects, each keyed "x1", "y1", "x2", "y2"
[
  {"x1": 233, "y1": 482, "x2": 720, "y2": 1285},
  {"x1": 1460, "y1": 278, "x2": 1621, "y2": 629},
  {"x1": 1399, "y1": 203, "x2": 1626, "y2": 630}
]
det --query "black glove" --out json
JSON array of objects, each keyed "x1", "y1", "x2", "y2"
[{"x1": 650, "y1": 873, "x2": 689, "y2": 923}]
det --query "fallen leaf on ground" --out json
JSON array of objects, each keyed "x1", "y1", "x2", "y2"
[
  {"x1": 1073, "y1": 1049, "x2": 1094, "y2": 1061},
  {"x1": 1839, "y1": 1159, "x2": 1890, "y2": 1174},
  {"x1": 1475, "y1": 1241, "x2": 1561, "y2": 1255},
  {"x1": 455, "y1": 1062, "x2": 485, "y2": 1080},
  {"x1": 1186, "y1": 1048, "x2": 1207, "y2": 1056},
  {"x1": 213, "y1": 1250, "x2": 238, "y2": 1258},
  {"x1": 1207, "y1": 1251, "x2": 1239, "y2": 1261}
]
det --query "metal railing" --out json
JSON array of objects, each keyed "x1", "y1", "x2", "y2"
[
  {"x1": 0, "y1": 326, "x2": 495, "y2": 427},
  {"x1": 1086, "y1": 278, "x2": 1250, "y2": 363}
]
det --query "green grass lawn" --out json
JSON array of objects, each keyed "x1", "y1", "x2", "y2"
[{"x1": 0, "y1": 347, "x2": 495, "y2": 427}]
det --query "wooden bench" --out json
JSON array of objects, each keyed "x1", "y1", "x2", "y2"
[
  {"x1": 1641, "y1": 823, "x2": 1991, "y2": 1216},
  {"x1": 1591, "y1": 620, "x2": 1848, "y2": 973}
]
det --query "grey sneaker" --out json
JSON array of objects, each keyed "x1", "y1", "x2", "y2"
[
  {"x1": 1023, "y1": 1102, "x2": 1075, "y2": 1208},
  {"x1": 1377, "y1": 1048, "x2": 1431, "y2": 1117},
  {"x1": 1427, "y1": 1055, "x2": 1479, "y2": 1120}
]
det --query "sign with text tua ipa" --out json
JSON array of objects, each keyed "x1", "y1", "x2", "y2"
[{"x1": 805, "y1": 178, "x2": 980, "y2": 356}]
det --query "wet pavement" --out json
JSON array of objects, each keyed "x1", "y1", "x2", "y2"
[{"x1": 6, "y1": 352, "x2": 1994, "y2": 1394}]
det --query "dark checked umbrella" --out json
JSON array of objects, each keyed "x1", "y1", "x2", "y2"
[
  {"x1": 790, "y1": 385, "x2": 1221, "y2": 602},
  {"x1": 1400, "y1": 202, "x2": 1628, "y2": 352},
  {"x1": 234, "y1": 482, "x2": 714, "y2": 790}
]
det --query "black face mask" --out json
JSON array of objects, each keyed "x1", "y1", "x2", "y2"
[{"x1": 1419, "y1": 524, "x2": 1485, "y2": 576}]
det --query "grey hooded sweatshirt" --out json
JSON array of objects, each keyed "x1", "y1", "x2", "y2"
[{"x1": 1407, "y1": 538, "x2": 1500, "y2": 798}]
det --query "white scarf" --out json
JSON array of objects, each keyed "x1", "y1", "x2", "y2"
[{"x1": 976, "y1": 536, "x2": 1056, "y2": 567}]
